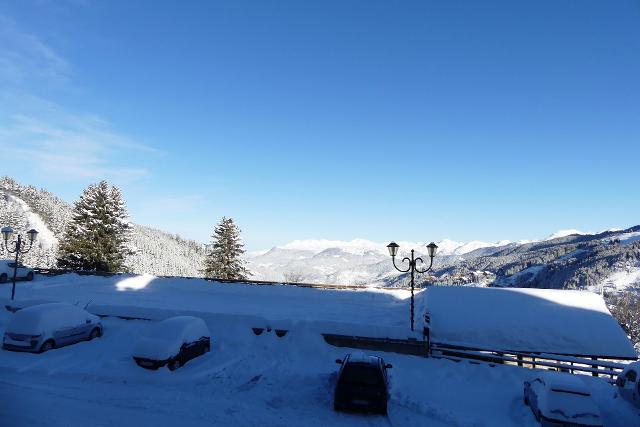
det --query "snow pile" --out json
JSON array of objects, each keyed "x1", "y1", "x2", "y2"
[{"x1": 424, "y1": 287, "x2": 636, "y2": 358}]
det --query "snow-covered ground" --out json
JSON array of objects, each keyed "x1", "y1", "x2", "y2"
[
  {"x1": 1, "y1": 309, "x2": 638, "y2": 427},
  {"x1": 0, "y1": 274, "x2": 638, "y2": 426}
]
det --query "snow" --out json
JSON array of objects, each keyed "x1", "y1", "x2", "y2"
[
  {"x1": 5, "y1": 273, "x2": 414, "y2": 328},
  {"x1": 616, "y1": 231, "x2": 640, "y2": 246},
  {"x1": 531, "y1": 372, "x2": 602, "y2": 426},
  {"x1": 5, "y1": 193, "x2": 57, "y2": 250},
  {"x1": 597, "y1": 264, "x2": 640, "y2": 293},
  {"x1": 275, "y1": 237, "x2": 505, "y2": 258},
  {"x1": 423, "y1": 287, "x2": 637, "y2": 358},
  {"x1": 5, "y1": 302, "x2": 96, "y2": 335},
  {"x1": 133, "y1": 316, "x2": 209, "y2": 360},
  {"x1": 116, "y1": 273, "x2": 156, "y2": 291},
  {"x1": 1, "y1": 307, "x2": 637, "y2": 427},
  {"x1": 546, "y1": 229, "x2": 589, "y2": 240}
]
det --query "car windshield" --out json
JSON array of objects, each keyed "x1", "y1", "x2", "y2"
[{"x1": 340, "y1": 364, "x2": 383, "y2": 386}]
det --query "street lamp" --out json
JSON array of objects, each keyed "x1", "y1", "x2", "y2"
[
  {"x1": 1, "y1": 226, "x2": 38, "y2": 300},
  {"x1": 386, "y1": 241, "x2": 438, "y2": 331}
]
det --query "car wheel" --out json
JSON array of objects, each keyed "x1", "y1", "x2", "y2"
[
  {"x1": 0, "y1": 273, "x2": 7, "y2": 284},
  {"x1": 168, "y1": 358, "x2": 182, "y2": 371},
  {"x1": 89, "y1": 327, "x2": 101, "y2": 340},
  {"x1": 26, "y1": 272, "x2": 34, "y2": 281},
  {"x1": 39, "y1": 340, "x2": 55, "y2": 353}
]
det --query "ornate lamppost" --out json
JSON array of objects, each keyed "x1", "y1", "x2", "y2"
[
  {"x1": 386, "y1": 241, "x2": 438, "y2": 331},
  {"x1": 1, "y1": 227, "x2": 38, "y2": 300}
]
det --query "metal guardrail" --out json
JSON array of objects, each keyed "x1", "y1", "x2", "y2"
[
  {"x1": 322, "y1": 334, "x2": 428, "y2": 356},
  {"x1": 430, "y1": 343, "x2": 632, "y2": 380}
]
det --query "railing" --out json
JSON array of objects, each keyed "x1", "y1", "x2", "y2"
[{"x1": 430, "y1": 342, "x2": 633, "y2": 381}]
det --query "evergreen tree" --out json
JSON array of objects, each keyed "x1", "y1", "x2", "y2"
[
  {"x1": 204, "y1": 217, "x2": 250, "y2": 280},
  {"x1": 57, "y1": 181, "x2": 132, "y2": 272}
]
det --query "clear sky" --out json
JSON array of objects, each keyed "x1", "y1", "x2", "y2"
[{"x1": 1, "y1": 0, "x2": 639, "y2": 250}]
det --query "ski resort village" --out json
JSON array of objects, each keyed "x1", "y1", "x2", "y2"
[{"x1": 1, "y1": 2, "x2": 640, "y2": 427}]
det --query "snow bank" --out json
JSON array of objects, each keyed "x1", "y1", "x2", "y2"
[{"x1": 424, "y1": 287, "x2": 636, "y2": 358}]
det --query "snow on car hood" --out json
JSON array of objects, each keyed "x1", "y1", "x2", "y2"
[{"x1": 541, "y1": 391, "x2": 601, "y2": 425}]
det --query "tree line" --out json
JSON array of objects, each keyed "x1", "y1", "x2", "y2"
[{"x1": 57, "y1": 180, "x2": 250, "y2": 280}]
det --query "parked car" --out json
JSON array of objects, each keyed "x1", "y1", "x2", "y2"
[
  {"x1": 2, "y1": 302, "x2": 102, "y2": 353},
  {"x1": 132, "y1": 316, "x2": 210, "y2": 371},
  {"x1": 616, "y1": 361, "x2": 640, "y2": 408},
  {"x1": 0, "y1": 260, "x2": 34, "y2": 283},
  {"x1": 333, "y1": 352, "x2": 392, "y2": 415},
  {"x1": 524, "y1": 372, "x2": 602, "y2": 427}
]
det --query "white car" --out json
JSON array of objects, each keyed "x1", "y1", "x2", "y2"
[
  {"x1": 616, "y1": 361, "x2": 640, "y2": 408},
  {"x1": 132, "y1": 316, "x2": 210, "y2": 371},
  {"x1": 2, "y1": 303, "x2": 103, "y2": 353},
  {"x1": 0, "y1": 260, "x2": 34, "y2": 283},
  {"x1": 524, "y1": 372, "x2": 602, "y2": 427}
]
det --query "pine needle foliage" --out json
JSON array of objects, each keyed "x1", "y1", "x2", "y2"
[
  {"x1": 204, "y1": 217, "x2": 250, "y2": 280},
  {"x1": 57, "y1": 181, "x2": 132, "y2": 272}
]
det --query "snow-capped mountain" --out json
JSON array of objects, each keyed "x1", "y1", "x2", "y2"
[
  {"x1": 246, "y1": 237, "x2": 515, "y2": 285},
  {"x1": 3, "y1": 176, "x2": 639, "y2": 292}
]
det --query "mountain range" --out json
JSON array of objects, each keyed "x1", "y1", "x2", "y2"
[{"x1": 1, "y1": 176, "x2": 639, "y2": 293}]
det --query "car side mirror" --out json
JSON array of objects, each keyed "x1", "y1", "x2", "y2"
[
  {"x1": 385, "y1": 364, "x2": 393, "y2": 369},
  {"x1": 335, "y1": 359, "x2": 343, "y2": 364}
]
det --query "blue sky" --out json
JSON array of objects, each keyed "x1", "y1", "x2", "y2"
[{"x1": 1, "y1": 0, "x2": 639, "y2": 250}]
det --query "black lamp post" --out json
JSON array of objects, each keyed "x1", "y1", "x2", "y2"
[
  {"x1": 387, "y1": 241, "x2": 438, "y2": 331},
  {"x1": 1, "y1": 226, "x2": 38, "y2": 301}
]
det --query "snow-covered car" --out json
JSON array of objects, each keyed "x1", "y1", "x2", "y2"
[
  {"x1": 0, "y1": 260, "x2": 34, "y2": 283},
  {"x1": 616, "y1": 361, "x2": 640, "y2": 408},
  {"x1": 132, "y1": 316, "x2": 210, "y2": 371},
  {"x1": 524, "y1": 372, "x2": 602, "y2": 427},
  {"x1": 333, "y1": 352, "x2": 392, "y2": 415},
  {"x1": 2, "y1": 303, "x2": 103, "y2": 353}
]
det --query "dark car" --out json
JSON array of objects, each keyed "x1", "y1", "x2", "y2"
[
  {"x1": 333, "y1": 352, "x2": 392, "y2": 415},
  {"x1": 132, "y1": 316, "x2": 210, "y2": 371}
]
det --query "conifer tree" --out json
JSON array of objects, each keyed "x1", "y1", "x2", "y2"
[
  {"x1": 57, "y1": 181, "x2": 132, "y2": 272},
  {"x1": 204, "y1": 217, "x2": 250, "y2": 280}
]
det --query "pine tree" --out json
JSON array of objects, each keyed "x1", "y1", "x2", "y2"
[
  {"x1": 57, "y1": 181, "x2": 132, "y2": 272},
  {"x1": 204, "y1": 217, "x2": 250, "y2": 280}
]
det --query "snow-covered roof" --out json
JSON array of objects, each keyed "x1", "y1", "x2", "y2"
[{"x1": 424, "y1": 287, "x2": 637, "y2": 359}]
